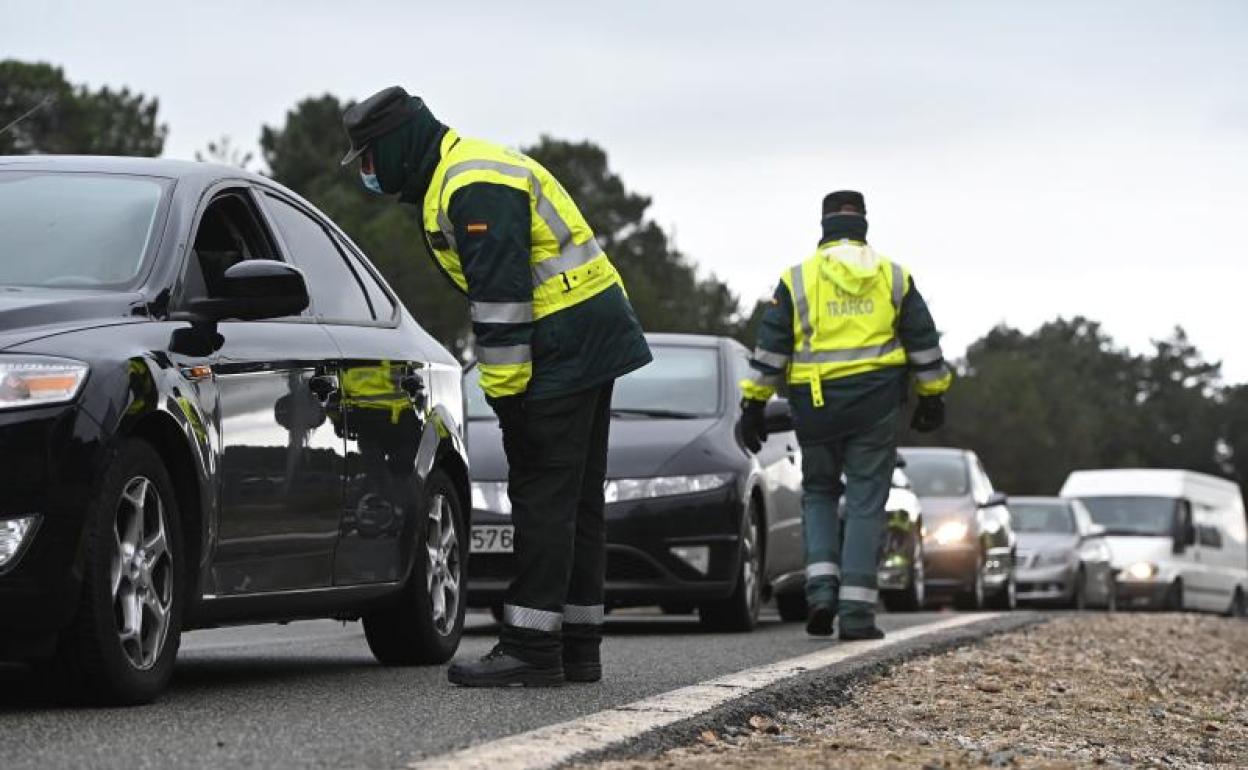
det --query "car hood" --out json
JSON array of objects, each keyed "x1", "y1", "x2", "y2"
[
  {"x1": 1016, "y1": 533, "x2": 1079, "y2": 554},
  {"x1": 466, "y1": 416, "x2": 718, "y2": 482},
  {"x1": 916, "y1": 495, "x2": 975, "y2": 523},
  {"x1": 0, "y1": 287, "x2": 144, "y2": 350},
  {"x1": 1102, "y1": 536, "x2": 1172, "y2": 569}
]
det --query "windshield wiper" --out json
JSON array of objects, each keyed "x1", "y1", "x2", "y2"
[{"x1": 610, "y1": 407, "x2": 701, "y2": 420}]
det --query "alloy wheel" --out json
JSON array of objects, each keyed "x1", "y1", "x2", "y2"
[
  {"x1": 425, "y1": 493, "x2": 461, "y2": 637},
  {"x1": 110, "y1": 476, "x2": 174, "y2": 671},
  {"x1": 911, "y1": 538, "x2": 926, "y2": 607},
  {"x1": 741, "y1": 502, "x2": 762, "y2": 619}
]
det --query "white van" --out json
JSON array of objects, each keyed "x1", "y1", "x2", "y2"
[{"x1": 1059, "y1": 469, "x2": 1247, "y2": 614}]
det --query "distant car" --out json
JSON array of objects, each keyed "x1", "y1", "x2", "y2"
[
  {"x1": 464, "y1": 334, "x2": 807, "y2": 631},
  {"x1": 770, "y1": 461, "x2": 927, "y2": 621},
  {"x1": 1010, "y1": 496, "x2": 1115, "y2": 609},
  {"x1": 0, "y1": 156, "x2": 470, "y2": 705},
  {"x1": 1060, "y1": 469, "x2": 1248, "y2": 614},
  {"x1": 898, "y1": 447, "x2": 1017, "y2": 610}
]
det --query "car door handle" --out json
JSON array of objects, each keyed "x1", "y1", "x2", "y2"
[
  {"x1": 786, "y1": 444, "x2": 797, "y2": 464},
  {"x1": 308, "y1": 374, "x2": 340, "y2": 405}
]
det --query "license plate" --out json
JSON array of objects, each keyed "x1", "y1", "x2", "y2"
[{"x1": 471, "y1": 524, "x2": 514, "y2": 554}]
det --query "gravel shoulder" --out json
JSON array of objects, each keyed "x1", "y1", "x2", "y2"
[{"x1": 582, "y1": 613, "x2": 1248, "y2": 769}]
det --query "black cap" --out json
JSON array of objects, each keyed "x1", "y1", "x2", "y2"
[
  {"x1": 341, "y1": 86, "x2": 422, "y2": 165},
  {"x1": 822, "y1": 190, "x2": 867, "y2": 217}
]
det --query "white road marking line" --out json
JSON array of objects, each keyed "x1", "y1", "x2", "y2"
[{"x1": 411, "y1": 613, "x2": 1002, "y2": 770}]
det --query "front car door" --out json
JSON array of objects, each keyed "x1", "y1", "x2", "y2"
[{"x1": 177, "y1": 187, "x2": 346, "y2": 595}]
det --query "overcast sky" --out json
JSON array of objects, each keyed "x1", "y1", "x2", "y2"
[{"x1": 6, "y1": 1, "x2": 1246, "y2": 380}]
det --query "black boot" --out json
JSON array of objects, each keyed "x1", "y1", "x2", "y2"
[
  {"x1": 447, "y1": 645, "x2": 564, "y2": 688},
  {"x1": 805, "y1": 605, "x2": 835, "y2": 637},
  {"x1": 562, "y1": 623, "x2": 602, "y2": 683},
  {"x1": 839, "y1": 625, "x2": 885, "y2": 641}
]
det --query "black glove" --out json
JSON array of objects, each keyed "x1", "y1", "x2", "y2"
[
  {"x1": 910, "y1": 395, "x2": 945, "y2": 433},
  {"x1": 487, "y1": 393, "x2": 525, "y2": 432},
  {"x1": 737, "y1": 398, "x2": 769, "y2": 453}
]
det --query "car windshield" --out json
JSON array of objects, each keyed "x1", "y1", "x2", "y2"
[
  {"x1": 464, "y1": 344, "x2": 721, "y2": 420},
  {"x1": 1078, "y1": 496, "x2": 1177, "y2": 536},
  {"x1": 0, "y1": 171, "x2": 167, "y2": 289},
  {"x1": 1011, "y1": 502, "x2": 1076, "y2": 534},
  {"x1": 900, "y1": 452, "x2": 970, "y2": 497}
]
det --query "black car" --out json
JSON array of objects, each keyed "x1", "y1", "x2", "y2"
[
  {"x1": 898, "y1": 446, "x2": 1017, "y2": 609},
  {"x1": 464, "y1": 334, "x2": 807, "y2": 631},
  {"x1": 0, "y1": 156, "x2": 470, "y2": 704}
]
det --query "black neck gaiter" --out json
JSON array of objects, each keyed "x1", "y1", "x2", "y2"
[
  {"x1": 820, "y1": 214, "x2": 869, "y2": 245},
  {"x1": 370, "y1": 97, "x2": 448, "y2": 205}
]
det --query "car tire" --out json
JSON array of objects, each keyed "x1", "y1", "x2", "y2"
[
  {"x1": 1163, "y1": 579, "x2": 1184, "y2": 612},
  {"x1": 1068, "y1": 566, "x2": 1088, "y2": 611},
  {"x1": 882, "y1": 535, "x2": 926, "y2": 612},
  {"x1": 364, "y1": 469, "x2": 466, "y2": 665},
  {"x1": 985, "y1": 567, "x2": 1017, "y2": 611},
  {"x1": 699, "y1": 498, "x2": 762, "y2": 632},
  {"x1": 954, "y1": 553, "x2": 986, "y2": 611},
  {"x1": 45, "y1": 439, "x2": 184, "y2": 705},
  {"x1": 774, "y1": 591, "x2": 808, "y2": 623},
  {"x1": 1104, "y1": 575, "x2": 1118, "y2": 612},
  {"x1": 1228, "y1": 588, "x2": 1246, "y2": 619}
]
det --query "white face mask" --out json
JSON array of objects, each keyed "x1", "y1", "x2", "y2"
[{"x1": 360, "y1": 170, "x2": 383, "y2": 195}]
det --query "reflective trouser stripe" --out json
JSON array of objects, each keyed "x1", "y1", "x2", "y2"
[
  {"x1": 476, "y1": 344, "x2": 532, "y2": 365},
  {"x1": 840, "y1": 586, "x2": 879, "y2": 604},
  {"x1": 915, "y1": 366, "x2": 948, "y2": 383},
  {"x1": 503, "y1": 604, "x2": 562, "y2": 632},
  {"x1": 790, "y1": 263, "x2": 813, "y2": 354},
  {"x1": 890, "y1": 262, "x2": 905, "y2": 313},
  {"x1": 791, "y1": 338, "x2": 901, "y2": 364},
  {"x1": 806, "y1": 561, "x2": 841, "y2": 579},
  {"x1": 563, "y1": 604, "x2": 605, "y2": 625},
  {"x1": 470, "y1": 300, "x2": 533, "y2": 324},
  {"x1": 907, "y1": 346, "x2": 943, "y2": 365},
  {"x1": 437, "y1": 157, "x2": 603, "y2": 288},
  {"x1": 752, "y1": 348, "x2": 791, "y2": 369}
]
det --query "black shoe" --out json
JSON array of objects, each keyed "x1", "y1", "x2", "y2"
[
  {"x1": 805, "y1": 605, "x2": 835, "y2": 636},
  {"x1": 447, "y1": 645, "x2": 564, "y2": 688},
  {"x1": 839, "y1": 625, "x2": 885, "y2": 641},
  {"x1": 563, "y1": 659, "x2": 602, "y2": 683}
]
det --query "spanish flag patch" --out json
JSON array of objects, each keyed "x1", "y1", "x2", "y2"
[{"x1": 466, "y1": 222, "x2": 489, "y2": 235}]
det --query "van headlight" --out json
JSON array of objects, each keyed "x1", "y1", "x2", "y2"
[
  {"x1": 0, "y1": 357, "x2": 89, "y2": 410},
  {"x1": 930, "y1": 520, "x2": 970, "y2": 546},
  {"x1": 605, "y1": 474, "x2": 733, "y2": 503},
  {"x1": 1124, "y1": 562, "x2": 1158, "y2": 580}
]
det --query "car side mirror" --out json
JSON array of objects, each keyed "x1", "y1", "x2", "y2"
[
  {"x1": 1172, "y1": 501, "x2": 1196, "y2": 553},
  {"x1": 183, "y1": 261, "x2": 310, "y2": 322},
  {"x1": 763, "y1": 398, "x2": 794, "y2": 433},
  {"x1": 894, "y1": 452, "x2": 907, "y2": 469},
  {"x1": 1085, "y1": 523, "x2": 1106, "y2": 539},
  {"x1": 980, "y1": 491, "x2": 1008, "y2": 508}
]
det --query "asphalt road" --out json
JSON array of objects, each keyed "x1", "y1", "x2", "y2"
[{"x1": 1, "y1": 609, "x2": 977, "y2": 769}]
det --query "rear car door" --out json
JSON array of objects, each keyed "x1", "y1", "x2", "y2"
[
  {"x1": 179, "y1": 187, "x2": 346, "y2": 595},
  {"x1": 259, "y1": 193, "x2": 429, "y2": 586}
]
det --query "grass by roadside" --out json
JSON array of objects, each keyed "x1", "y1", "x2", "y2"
[{"x1": 582, "y1": 613, "x2": 1248, "y2": 769}]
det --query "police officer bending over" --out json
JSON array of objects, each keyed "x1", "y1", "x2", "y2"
[
  {"x1": 342, "y1": 87, "x2": 651, "y2": 686},
  {"x1": 738, "y1": 190, "x2": 951, "y2": 640}
]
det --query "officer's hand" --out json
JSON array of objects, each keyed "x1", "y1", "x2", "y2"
[
  {"x1": 487, "y1": 393, "x2": 525, "y2": 432},
  {"x1": 737, "y1": 398, "x2": 769, "y2": 453},
  {"x1": 910, "y1": 395, "x2": 945, "y2": 433}
]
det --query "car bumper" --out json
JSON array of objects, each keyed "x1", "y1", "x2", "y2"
[
  {"x1": 1016, "y1": 563, "x2": 1075, "y2": 602},
  {"x1": 0, "y1": 404, "x2": 106, "y2": 641},
  {"x1": 922, "y1": 542, "x2": 1011, "y2": 593},
  {"x1": 1115, "y1": 578, "x2": 1171, "y2": 609},
  {"x1": 467, "y1": 485, "x2": 743, "y2": 607}
]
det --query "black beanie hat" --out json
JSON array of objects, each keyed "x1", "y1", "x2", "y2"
[{"x1": 822, "y1": 190, "x2": 867, "y2": 218}]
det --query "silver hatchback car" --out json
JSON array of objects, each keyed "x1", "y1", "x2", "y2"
[{"x1": 1012, "y1": 496, "x2": 1116, "y2": 609}]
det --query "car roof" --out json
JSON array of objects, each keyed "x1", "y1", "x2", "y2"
[
  {"x1": 644, "y1": 332, "x2": 727, "y2": 348},
  {"x1": 0, "y1": 154, "x2": 269, "y2": 184}
]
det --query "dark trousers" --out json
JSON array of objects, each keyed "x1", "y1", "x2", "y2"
[{"x1": 499, "y1": 382, "x2": 613, "y2": 666}]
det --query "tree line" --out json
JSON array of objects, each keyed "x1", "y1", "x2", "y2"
[{"x1": 3, "y1": 60, "x2": 1244, "y2": 497}]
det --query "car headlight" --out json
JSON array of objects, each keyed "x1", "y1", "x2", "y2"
[
  {"x1": 931, "y1": 520, "x2": 970, "y2": 545},
  {"x1": 1124, "y1": 561, "x2": 1158, "y2": 580},
  {"x1": 0, "y1": 516, "x2": 39, "y2": 568},
  {"x1": 1036, "y1": 548, "x2": 1071, "y2": 567},
  {"x1": 471, "y1": 482, "x2": 511, "y2": 515},
  {"x1": 0, "y1": 357, "x2": 89, "y2": 410},
  {"x1": 604, "y1": 473, "x2": 733, "y2": 503}
]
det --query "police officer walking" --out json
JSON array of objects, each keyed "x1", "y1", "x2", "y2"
[
  {"x1": 738, "y1": 190, "x2": 951, "y2": 640},
  {"x1": 341, "y1": 87, "x2": 651, "y2": 686}
]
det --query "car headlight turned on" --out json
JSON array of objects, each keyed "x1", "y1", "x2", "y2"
[
  {"x1": 470, "y1": 482, "x2": 511, "y2": 515},
  {"x1": 0, "y1": 357, "x2": 89, "y2": 410},
  {"x1": 1124, "y1": 562, "x2": 1158, "y2": 580},
  {"x1": 930, "y1": 520, "x2": 970, "y2": 546},
  {"x1": 0, "y1": 516, "x2": 39, "y2": 568},
  {"x1": 604, "y1": 473, "x2": 733, "y2": 504}
]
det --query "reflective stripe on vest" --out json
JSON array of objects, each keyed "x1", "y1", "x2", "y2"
[
  {"x1": 790, "y1": 263, "x2": 814, "y2": 355},
  {"x1": 907, "y1": 345, "x2": 943, "y2": 365},
  {"x1": 890, "y1": 262, "x2": 905, "y2": 314},
  {"x1": 792, "y1": 339, "x2": 902, "y2": 364},
  {"x1": 435, "y1": 157, "x2": 603, "y2": 287}
]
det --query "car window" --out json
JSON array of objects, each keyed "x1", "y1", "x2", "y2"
[
  {"x1": 263, "y1": 194, "x2": 373, "y2": 322},
  {"x1": 612, "y1": 345, "x2": 721, "y2": 417},
  {"x1": 899, "y1": 451, "x2": 970, "y2": 497},
  {"x1": 1011, "y1": 502, "x2": 1076, "y2": 534},
  {"x1": 334, "y1": 232, "x2": 395, "y2": 321},
  {"x1": 1078, "y1": 496, "x2": 1179, "y2": 536}
]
